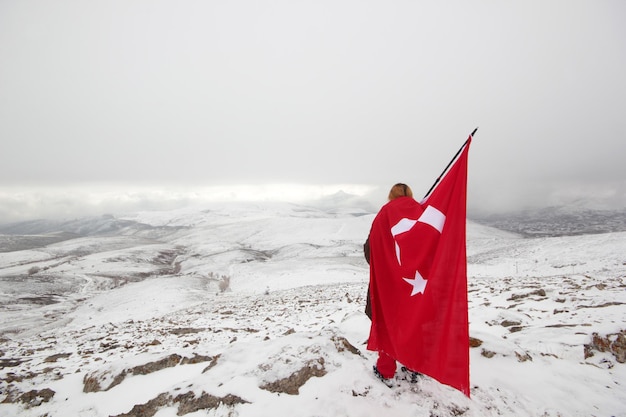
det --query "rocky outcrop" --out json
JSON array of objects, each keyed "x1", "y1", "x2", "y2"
[
  {"x1": 1, "y1": 388, "x2": 55, "y2": 408},
  {"x1": 584, "y1": 330, "x2": 626, "y2": 363},
  {"x1": 111, "y1": 391, "x2": 249, "y2": 417},
  {"x1": 259, "y1": 358, "x2": 327, "y2": 395},
  {"x1": 83, "y1": 353, "x2": 217, "y2": 393}
]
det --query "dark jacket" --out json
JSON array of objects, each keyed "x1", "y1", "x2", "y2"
[{"x1": 364, "y1": 237, "x2": 372, "y2": 319}]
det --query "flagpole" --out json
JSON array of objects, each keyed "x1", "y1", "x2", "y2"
[{"x1": 422, "y1": 127, "x2": 478, "y2": 200}]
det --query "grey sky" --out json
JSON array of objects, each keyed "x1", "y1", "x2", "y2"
[{"x1": 1, "y1": 0, "x2": 625, "y2": 221}]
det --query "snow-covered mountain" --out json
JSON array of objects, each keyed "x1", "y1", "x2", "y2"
[{"x1": 0, "y1": 202, "x2": 624, "y2": 417}]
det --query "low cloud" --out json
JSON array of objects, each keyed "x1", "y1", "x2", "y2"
[
  {"x1": 1, "y1": 179, "x2": 624, "y2": 227},
  {"x1": 0, "y1": 184, "x2": 379, "y2": 225}
]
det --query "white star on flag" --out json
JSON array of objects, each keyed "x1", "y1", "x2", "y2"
[{"x1": 403, "y1": 270, "x2": 428, "y2": 296}]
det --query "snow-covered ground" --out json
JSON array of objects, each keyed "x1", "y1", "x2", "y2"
[{"x1": 0, "y1": 202, "x2": 625, "y2": 417}]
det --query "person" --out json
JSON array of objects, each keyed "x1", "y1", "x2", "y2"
[
  {"x1": 364, "y1": 183, "x2": 421, "y2": 385},
  {"x1": 363, "y1": 183, "x2": 412, "y2": 319}
]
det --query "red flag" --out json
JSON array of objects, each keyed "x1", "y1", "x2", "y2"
[{"x1": 367, "y1": 137, "x2": 471, "y2": 396}]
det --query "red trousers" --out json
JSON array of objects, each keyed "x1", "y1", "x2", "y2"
[{"x1": 376, "y1": 351, "x2": 396, "y2": 378}]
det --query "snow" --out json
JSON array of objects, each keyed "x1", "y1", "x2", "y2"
[{"x1": 0, "y1": 202, "x2": 625, "y2": 417}]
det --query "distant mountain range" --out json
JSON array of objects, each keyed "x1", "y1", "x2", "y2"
[
  {"x1": 1, "y1": 198, "x2": 626, "y2": 246},
  {"x1": 0, "y1": 215, "x2": 186, "y2": 252},
  {"x1": 471, "y1": 207, "x2": 626, "y2": 237}
]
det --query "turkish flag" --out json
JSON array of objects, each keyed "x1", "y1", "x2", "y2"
[{"x1": 367, "y1": 138, "x2": 471, "y2": 396}]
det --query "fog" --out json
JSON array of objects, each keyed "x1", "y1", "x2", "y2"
[{"x1": 1, "y1": 1, "x2": 625, "y2": 222}]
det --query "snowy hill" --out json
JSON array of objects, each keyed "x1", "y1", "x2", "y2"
[{"x1": 0, "y1": 202, "x2": 625, "y2": 417}]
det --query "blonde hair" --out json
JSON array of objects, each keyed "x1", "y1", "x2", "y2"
[{"x1": 388, "y1": 183, "x2": 413, "y2": 200}]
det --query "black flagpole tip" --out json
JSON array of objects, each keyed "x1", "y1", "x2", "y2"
[{"x1": 471, "y1": 127, "x2": 478, "y2": 137}]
